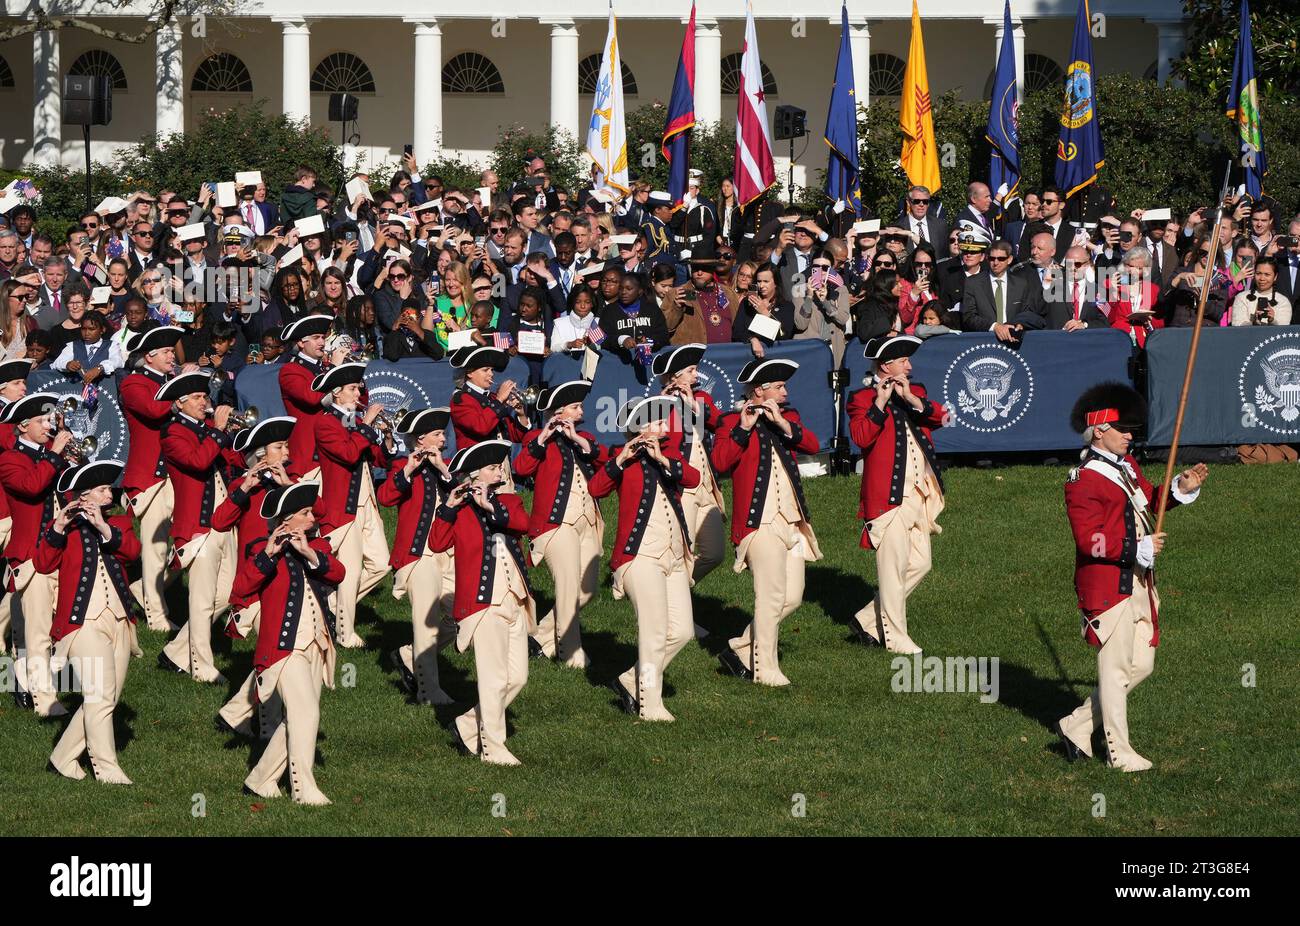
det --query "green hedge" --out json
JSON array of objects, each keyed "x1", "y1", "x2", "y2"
[{"x1": 11, "y1": 82, "x2": 1300, "y2": 241}]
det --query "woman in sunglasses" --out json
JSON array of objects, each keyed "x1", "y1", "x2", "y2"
[
  {"x1": 792, "y1": 250, "x2": 851, "y2": 367},
  {"x1": 853, "y1": 269, "x2": 903, "y2": 345},
  {"x1": 1168, "y1": 245, "x2": 1229, "y2": 326},
  {"x1": 899, "y1": 241, "x2": 939, "y2": 333}
]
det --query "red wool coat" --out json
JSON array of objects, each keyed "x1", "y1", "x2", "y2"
[
  {"x1": 587, "y1": 445, "x2": 699, "y2": 573},
  {"x1": 119, "y1": 367, "x2": 173, "y2": 495},
  {"x1": 376, "y1": 457, "x2": 454, "y2": 571},
  {"x1": 36, "y1": 515, "x2": 141, "y2": 642},
  {"x1": 160, "y1": 415, "x2": 244, "y2": 545},
  {"x1": 450, "y1": 387, "x2": 530, "y2": 449},
  {"x1": 511, "y1": 429, "x2": 608, "y2": 540},
  {"x1": 711, "y1": 408, "x2": 818, "y2": 545},
  {"x1": 234, "y1": 536, "x2": 345, "y2": 674},
  {"x1": 428, "y1": 491, "x2": 532, "y2": 622},
  {"x1": 1065, "y1": 452, "x2": 1184, "y2": 647},
  {"x1": 847, "y1": 384, "x2": 946, "y2": 544},
  {"x1": 278, "y1": 355, "x2": 327, "y2": 476},
  {"x1": 0, "y1": 441, "x2": 69, "y2": 566},
  {"x1": 313, "y1": 407, "x2": 389, "y2": 529}
]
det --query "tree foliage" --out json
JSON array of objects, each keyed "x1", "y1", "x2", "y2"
[{"x1": 1176, "y1": 0, "x2": 1300, "y2": 105}]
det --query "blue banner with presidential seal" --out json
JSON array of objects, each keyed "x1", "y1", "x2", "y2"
[
  {"x1": 27, "y1": 369, "x2": 129, "y2": 464},
  {"x1": 844, "y1": 330, "x2": 1133, "y2": 453},
  {"x1": 1146, "y1": 327, "x2": 1300, "y2": 446}
]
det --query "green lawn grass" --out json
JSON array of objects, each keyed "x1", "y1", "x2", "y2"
[{"x1": 2, "y1": 462, "x2": 1296, "y2": 836}]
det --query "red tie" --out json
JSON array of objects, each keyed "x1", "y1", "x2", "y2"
[
  {"x1": 245, "y1": 204, "x2": 256, "y2": 228},
  {"x1": 1073, "y1": 282, "x2": 1082, "y2": 320},
  {"x1": 53, "y1": 290, "x2": 61, "y2": 312}
]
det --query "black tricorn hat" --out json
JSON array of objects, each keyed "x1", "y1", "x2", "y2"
[
  {"x1": 260, "y1": 480, "x2": 321, "y2": 520},
  {"x1": 396, "y1": 407, "x2": 451, "y2": 436},
  {"x1": 1070, "y1": 381, "x2": 1146, "y2": 433}
]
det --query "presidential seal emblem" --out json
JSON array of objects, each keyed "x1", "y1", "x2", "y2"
[
  {"x1": 942, "y1": 344, "x2": 1034, "y2": 434},
  {"x1": 27, "y1": 372, "x2": 128, "y2": 463},
  {"x1": 363, "y1": 366, "x2": 434, "y2": 453},
  {"x1": 1239, "y1": 332, "x2": 1300, "y2": 436}
]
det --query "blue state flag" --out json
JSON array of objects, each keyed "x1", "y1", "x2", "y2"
[
  {"x1": 823, "y1": 4, "x2": 861, "y2": 216},
  {"x1": 987, "y1": 0, "x2": 1020, "y2": 219},
  {"x1": 1226, "y1": 0, "x2": 1266, "y2": 198},
  {"x1": 1054, "y1": 0, "x2": 1104, "y2": 199}
]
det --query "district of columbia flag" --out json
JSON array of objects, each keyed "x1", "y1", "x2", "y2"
[
  {"x1": 733, "y1": 2, "x2": 776, "y2": 210},
  {"x1": 586, "y1": 5, "x2": 630, "y2": 196},
  {"x1": 900, "y1": 0, "x2": 941, "y2": 193}
]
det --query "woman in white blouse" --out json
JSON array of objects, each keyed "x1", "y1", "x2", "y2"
[{"x1": 1231, "y1": 256, "x2": 1293, "y2": 326}]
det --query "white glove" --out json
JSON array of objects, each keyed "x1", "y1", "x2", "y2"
[
  {"x1": 1136, "y1": 535, "x2": 1155, "y2": 569},
  {"x1": 832, "y1": 199, "x2": 846, "y2": 215}
]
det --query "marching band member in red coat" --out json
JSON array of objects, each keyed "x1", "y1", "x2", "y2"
[
  {"x1": 430, "y1": 439, "x2": 535, "y2": 766},
  {"x1": 120, "y1": 327, "x2": 186, "y2": 632},
  {"x1": 156, "y1": 372, "x2": 243, "y2": 684},
  {"x1": 0, "y1": 393, "x2": 72, "y2": 716},
  {"x1": 312, "y1": 362, "x2": 393, "y2": 648},
  {"x1": 712, "y1": 359, "x2": 822, "y2": 687},
  {"x1": 448, "y1": 345, "x2": 531, "y2": 450},
  {"x1": 846, "y1": 335, "x2": 947, "y2": 655},
  {"x1": 236, "y1": 481, "x2": 346, "y2": 805},
  {"x1": 1057, "y1": 383, "x2": 1207, "y2": 772},
  {"x1": 0, "y1": 358, "x2": 30, "y2": 656},
  {"x1": 213, "y1": 417, "x2": 296, "y2": 739},
  {"x1": 38, "y1": 460, "x2": 141, "y2": 784},
  {"x1": 377, "y1": 407, "x2": 458, "y2": 705},
  {"x1": 655, "y1": 345, "x2": 727, "y2": 591},
  {"x1": 589, "y1": 397, "x2": 700, "y2": 721},
  {"x1": 277, "y1": 314, "x2": 333, "y2": 478},
  {"x1": 512, "y1": 380, "x2": 607, "y2": 669}
]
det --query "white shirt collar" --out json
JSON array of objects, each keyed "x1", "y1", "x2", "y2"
[
  {"x1": 467, "y1": 381, "x2": 488, "y2": 395},
  {"x1": 18, "y1": 437, "x2": 41, "y2": 450},
  {"x1": 1091, "y1": 445, "x2": 1135, "y2": 475}
]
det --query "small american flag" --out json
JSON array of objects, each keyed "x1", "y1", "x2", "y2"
[
  {"x1": 585, "y1": 325, "x2": 605, "y2": 346},
  {"x1": 81, "y1": 382, "x2": 100, "y2": 414},
  {"x1": 492, "y1": 332, "x2": 515, "y2": 349}
]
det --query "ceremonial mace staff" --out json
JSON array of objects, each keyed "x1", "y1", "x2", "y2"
[{"x1": 1153, "y1": 162, "x2": 1232, "y2": 533}]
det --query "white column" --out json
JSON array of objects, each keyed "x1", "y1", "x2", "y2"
[
  {"x1": 849, "y1": 18, "x2": 871, "y2": 111},
  {"x1": 408, "y1": 19, "x2": 443, "y2": 158},
  {"x1": 155, "y1": 19, "x2": 184, "y2": 136},
  {"x1": 275, "y1": 18, "x2": 312, "y2": 124},
  {"x1": 992, "y1": 17, "x2": 1026, "y2": 101},
  {"x1": 694, "y1": 17, "x2": 722, "y2": 127},
  {"x1": 32, "y1": 28, "x2": 60, "y2": 166},
  {"x1": 1154, "y1": 21, "x2": 1187, "y2": 88},
  {"x1": 544, "y1": 19, "x2": 580, "y2": 142}
]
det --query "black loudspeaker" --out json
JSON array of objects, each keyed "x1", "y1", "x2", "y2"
[
  {"x1": 328, "y1": 92, "x2": 358, "y2": 122},
  {"x1": 63, "y1": 75, "x2": 113, "y2": 126},
  {"x1": 773, "y1": 105, "x2": 806, "y2": 141}
]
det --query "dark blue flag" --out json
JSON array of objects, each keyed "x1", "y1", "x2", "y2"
[
  {"x1": 1226, "y1": 0, "x2": 1266, "y2": 198},
  {"x1": 1054, "y1": 0, "x2": 1104, "y2": 199},
  {"x1": 662, "y1": 4, "x2": 696, "y2": 212},
  {"x1": 987, "y1": 0, "x2": 1020, "y2": 220},
  {"x1": 823, "y1": 3, "x2": 862, "y2": 216}
]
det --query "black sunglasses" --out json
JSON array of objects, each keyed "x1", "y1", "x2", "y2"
[
  {"x1": 910, "y1": 198, "x2": 930, "y2": 205},
  {"x1": 80, "y1": 222, "x2": 99, "y2": 229},
  {"x1": 133, "y1": 230, "x2": 154, "y2": 237}
]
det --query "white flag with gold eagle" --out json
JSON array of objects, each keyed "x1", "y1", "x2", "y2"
[{"x1": 585, "y1": 5, "x2": 630, "y2": 195}]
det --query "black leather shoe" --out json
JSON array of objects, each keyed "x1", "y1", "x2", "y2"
[
  {"x1": 610, "y1": 679, "x2": 638, "y2": 716},
  {"x1": 1057, "y1": 721, "x2": 1084, "y2": 763},
  {"x1": 156, "y1": 652, "x2": 185, "y2": 674},
  {"x1": 718, "y1": 649, "x2": 754, "y2": 681},
  {"x1": 388, "y1": 650, "x2": 416, "y2": 696},
  {"x1": 527, "y1": 637, "x2": 545, "y2": 660},
  {"x1": 849, "y1": 622, "x2": 884, "y2": 648},
  {"x1": 13, "y1": 691, "x2": 34, "y2": 710},
  {"x1": 447, "y1": 722, "x2": 471, "y2": 756}
]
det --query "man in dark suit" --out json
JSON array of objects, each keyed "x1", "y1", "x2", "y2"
[
  {"x1": 955, "y1": 182, "x2": 995, "y2": 241},
  {"x1": 1140, "y1": 217, "x2": 1180, "y2": 294},
  {"x1": 1272, "y1": 220, "x2": 1300, "y2": 304},
  {"x1": 1016, "y1": 245, "x2": 1109, "y2": 331},
  {"x1": 936, "y1": 222, "x2": 992, "y2": 318},
  {"x1": 960, "y1": 239, "x2": 1045, "y2": 338},
  {"x1": 894, "y1": 185, "x2": 948, "y2": 254},
  {"x1": 1019, "y1": 186, "x2": 1074, "y2": 261}
]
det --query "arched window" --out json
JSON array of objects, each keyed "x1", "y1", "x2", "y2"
[
  {"x1": 720, "y1": 52, "x2": 777, "y2": 96},
  {"x1": 68, "y1": 50, "x2": 128, "y2": 90},
  {"x1": 1025, "y1": 53, "x2": 1064, "y2": 93},
  {"x1": 311, "y1": 52, "x2": 376, "y2": 94},
  {"x1": 0, "y1": 55, "x2": 13, "y2": 89},
  {"x1": 869, "y1": 53, "x2": 905, "y2": 97},
  {"x1": 442, "y1": 52, "x2": 505, "y2": 94},
  {"x1": 190, "y1": 52, "x2": 253, "y2": 93},
  {"x1": 578, "y1": 54, "x2": 637, "y2": 96}
]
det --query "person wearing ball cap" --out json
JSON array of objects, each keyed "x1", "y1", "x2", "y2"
[
  {"x1": 1057, "y1": 382, "x2": 1207, "y2": 773},
  {"x1": 277, "y1": 314, "x2": 334, "y2": 478},
  {"x1": 376, "y1": 407, "x2": 459, "y2": 705},
  {"x1": 845, "y1": 334, "x2": 946, "y2": 655},
  {"x1": 156, "y1": 371, "x2": 244, "y2": 685},
  {"x1": 213, "y1": 416, "x2": 297, "y2": 740},
  {"x1": 448, "y1": 344, "x2": 530, "y2": 451},
  {"x1": 587, "y1": 396, "x2": 700, "y2": 721},
  {"x1": 38, "y1": 459, "x2": 140, "y2": 783},
  {"x1": 511, "y1": 379, "x2": 607, "y2": 668},
  {"x1": 429, "y1": 439, "x2": 534, "y2": 765},
  {"x1": 119, "y1": 325, "x2": 185, "y2": 632},
  {"x1": 234, "y1": 480, "x2": 345, "y2": 804},
  {"x1": 0, "y1": 392, "x2": 72, "y2": 715},
  {"x1": 711, "y1": 357, "x2": 821, "y2": 687},
  {"x1": 312, "y1": 362, "x2": 393, "y2": 649}
]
